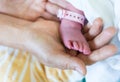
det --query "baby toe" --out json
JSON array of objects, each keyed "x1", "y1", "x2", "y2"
[
  {"x1": 78, "y1": 42, "x2": 83, "y2": 53},
  {"x1": 73, "y1": 41, "x2": 79, "y2": 50},
  {"x1": 64, "y1": 40, "x2": 73, "y2": 49}
]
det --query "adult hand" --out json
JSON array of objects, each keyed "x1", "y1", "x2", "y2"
[
  {"x1": 45, "y1": 0, "x2": 117, "y2": 64},
  {"x1": 0, "y1": 13, "x2": 117, "y2": 75},
  {"x1": 0, "y1": 0, "x2": 64, "y2": 20},
  {"x1": 0, "y1": 0, "x2": 77, "y2": 21},
  {"x1": 78, "y1": 18, "x2": 117, "y2": 65},
  {"x1": 26, "y1": 18, "x2": 117, "y2": 75}
]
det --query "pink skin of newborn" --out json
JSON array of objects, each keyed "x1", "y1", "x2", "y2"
[{"x1": 59, "y1": 5, "x2": 91, "y2": 55}]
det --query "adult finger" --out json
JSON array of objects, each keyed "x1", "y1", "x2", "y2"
[
  {"x1": 45, "y1": 51, "x2": 86, "y2": 75},
  {"x1": 88, "y1": 27, "x2": 116, "y2": 50},
  {"x1": 41, "y1": 12, "x2": 59, "y2": 21},
  {"x1": 48, "y1": 0, "x2": 71, "y2": 9},
  {"x1": 77, "y1": 44, "x2": 117, "y2": 65},
  {"x1": 87, "y1": 44, "x2": 117, "y2": 65},
  {"x1": 84, "y1": 18, "x2": 103, "y2": 40},
  {"x1": 83, "y1": 22, "x2": 92, "y2": 33},
  {"x1": 46, "y1": 2, "x2": 62, "y2": 16}
]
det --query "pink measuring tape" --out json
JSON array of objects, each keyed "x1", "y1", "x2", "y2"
[{"x1": 57, "y1": 9, "x2": 85, "y2": 26}]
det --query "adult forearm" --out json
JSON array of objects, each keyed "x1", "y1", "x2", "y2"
[{"x1": 0, "y1": 14, "x2": 32, "y2": 50}]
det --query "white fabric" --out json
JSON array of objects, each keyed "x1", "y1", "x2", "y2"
[
  {"x1": 113, "y1": 0, "x2": 120, "y2": 42},
  {"x1": 66, "y1": 0, "x2": 120, "y2": 82}
]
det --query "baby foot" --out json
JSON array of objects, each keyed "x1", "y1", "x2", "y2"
[{"x1": 60, "y1": 19, "x2": 91, "y2": 55}]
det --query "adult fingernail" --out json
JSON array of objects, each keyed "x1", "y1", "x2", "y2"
[
  {"x1": 76, "y1": 67, "x2": 85, "y2": 76},
  {"x1": 76, "y1": 68, "x2": 85, "y2": 81}
]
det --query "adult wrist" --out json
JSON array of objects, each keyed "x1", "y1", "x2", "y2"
[{"x1": 0, "y1": 14, "x2": 33, "y2": 51}]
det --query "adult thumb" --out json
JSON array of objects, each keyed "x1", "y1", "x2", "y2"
[{"x1": 50, "y1": 52, "x2": 87, "y2": 75}]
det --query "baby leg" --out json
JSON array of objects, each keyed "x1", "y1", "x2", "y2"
[
  {"x1": 60, "y1": 18, "x2": 91, "y2": 55},
  {"x1": 58, "y1": 5, "x2": 91, "y2": 55}
]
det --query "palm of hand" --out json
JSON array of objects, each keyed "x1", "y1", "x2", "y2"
[
  {"x1": 23, "y1": 18, "x2": 116, "y2": 75},
  {"x1": 28, "y1": 19, "x2": 73, "y2": 68}
]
